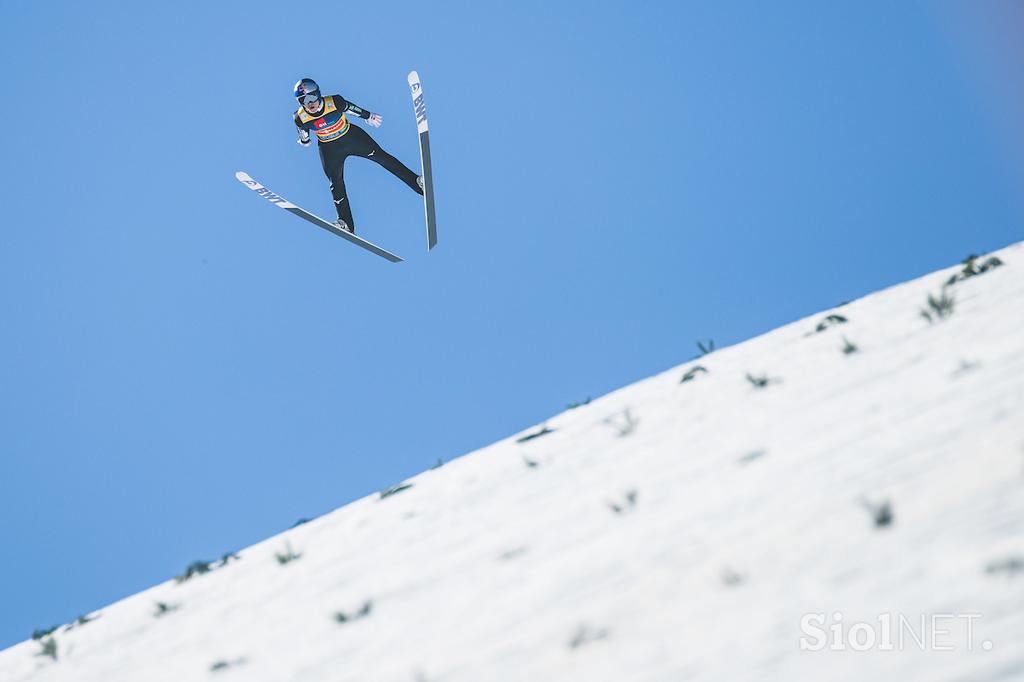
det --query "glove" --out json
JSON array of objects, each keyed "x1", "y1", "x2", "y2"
[
  {"x1": 367, "y1": 113, "x2": 383, "y2": 128},
  {"x1": 297, "y1": 129, "x2": 311, "y2": 147}
]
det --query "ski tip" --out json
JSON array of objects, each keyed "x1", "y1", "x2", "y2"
[
  {"x1": 235, "y1": 171, "x2": 252, "y2": 182},
  {"x1": 407, "y1": 70, "x2": 419, "y2": 84}
]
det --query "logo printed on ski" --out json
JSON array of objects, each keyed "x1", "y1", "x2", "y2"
[
  {"x1": 234, "y1": 170, "x2": 402, "y2": 262},
  {"x1": 255, "y1": 187, "x2": 288, "y2": 205},
  {"x1": 413, "y1": 94, "x2": 427, "y2": 125}
]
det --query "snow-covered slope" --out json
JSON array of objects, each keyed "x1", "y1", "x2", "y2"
[{"x1": 4, "y1": 243, "x2": 1023, "y2": 682}]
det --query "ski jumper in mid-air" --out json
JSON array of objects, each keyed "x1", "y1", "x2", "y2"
[{"x1": 293, "y1": 78, "x2": 423, "y2": 234}]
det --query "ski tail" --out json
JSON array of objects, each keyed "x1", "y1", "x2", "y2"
[
  {"x1": 235, "y1": 171, "x2": 403, "y2": 262},
  {"x1": 408, "y1": 71, "x2": 437, "y2": 250}
]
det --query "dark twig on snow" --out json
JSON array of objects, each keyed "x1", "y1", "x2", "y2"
[
  {"x1": 985, "y1": 557, "x2": 1024, "y2": 578},
  {"x1": 815, "y1": 314, "x2": 849, "y2": 333},
  {"x1": 380, "y1": 482, "x2": 414, "y2": 499},
  {"x1": 608, "y1": 490, "x2": 638, "y2": 515},
  {"x1": 680, "y1": 365, "x2": 708, "y2": 384},
  {"x1": 176, "y1": 560, "x2": 213, "y2": 584},
  {"x1": 746, "y1": 373, "x2": 774, "y2": 389},
  {"x1": 334, "y1": 600, "x2": 373, "y2": 624},
  {"x1": 210, "y1": 658, "x2": 247, "y2": 672},
  {"x1": 63, "y1": 612, "x2": 100, "y2": 633},
  {"x1": 737, "y1": 450, "x2": 766, "y2": 466},
  {"x1": 516, "y1": 426, "x2": 555, "y2": 443},
  {"x1": 603, "y1": 409, "x2": 638, "y2": 437},
  {"x1": 275, "y1": 542, "x2": 303, "y2": 565}
]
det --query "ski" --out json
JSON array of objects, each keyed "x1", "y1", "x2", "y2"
[
  {"x1": 234, "y1": 171, "x2": 402, "y2": 263},
  {"x1": 407, "y1": 71, "x2": 437, "y2": 251}
]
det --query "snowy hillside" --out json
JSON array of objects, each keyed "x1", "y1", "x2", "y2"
[{"x1": 3, "y1": 243, "x2": 1023, "y2": 682}]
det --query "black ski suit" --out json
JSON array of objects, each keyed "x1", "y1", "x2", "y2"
[{"x1": 294, "y1": 95, "x2": 422, "y2": 230}]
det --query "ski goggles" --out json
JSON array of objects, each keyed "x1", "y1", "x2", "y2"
[{"x1": 299, "y1": 93, "x2": 321, "y2": 107}]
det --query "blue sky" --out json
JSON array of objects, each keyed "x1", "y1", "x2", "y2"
[{"x1": 0, "y1": 0, "x2": 1021, "y2": 649}]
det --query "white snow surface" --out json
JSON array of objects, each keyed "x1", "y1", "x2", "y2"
[{"x1": 4, "y1": 243, "x2": 1024, "y2": 682}]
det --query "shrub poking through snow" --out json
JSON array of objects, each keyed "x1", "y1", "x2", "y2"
[
  {"x1": 275, "y1": 542, "x2": 302, "y2": 566},
  {"x1": 334, "y1": 600, "x2": 373, "y2": 624},
  {"x1": 945, "y1": 254, "x2": 1005, "y2": 286},
  {"x1": 567, "y1": 397, "x2": 591, "y2": 409},
  {"x1": 680, "y1": 365, "x2": 708, "y2": 383},
  {"x1": 35, "y1": 637, "x2": 57, "y2": 661},
  {"x1": 873, "y1": 503, "x2": 894, "y2": 528},
  {"x1": 603, "y1": 409, "x2": 638, "y2": 437},
  {"x1": 430, "y1": 458, "x2": 444, "y2": 470},
  {"x1": 815, "y1": 314, "x2": 848, "y2": 333},
  {"x1": 860, "y1": 497, "x2": 894, "y2": 529},
  {"x1": 32, "y1": 626, "x2": 58, "y2": 641},
  {"x1": 920, "y1": 289, "x2": 955, "y2": 323},
  {"x1": 516, "y1": 425, "x2": 555, "y2": 443},
  {"x1": 175, "y1": 560, "x2": 213, "y2": 584},
  {"x1": 841, "y1": 337, "x2": 859, "y2": 355},
  {"x1": 380, "y1": 482, "x2": 413, "y2": 499},
  {"x1": 154, "y1": 602, "x2": 179, "y2": 618},
  {"x1": 522, "y1": 455, "x2": 539, "y2": 469},
  {"x1": 219, "y1": 552, "x2": 240, "y2": 568},
  {"x1": 696, "y1": 339, "x2": 715, "y2": 357},
  {"x1": 63, "y1": 613, "x2": 99, "y2": 633}
]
